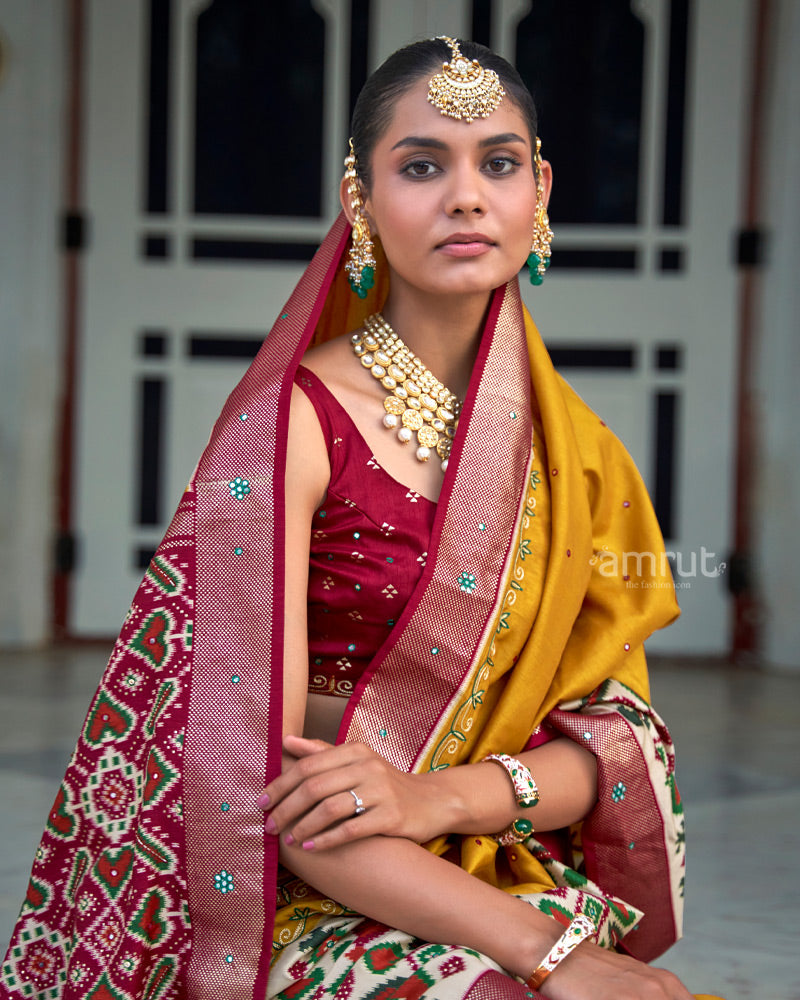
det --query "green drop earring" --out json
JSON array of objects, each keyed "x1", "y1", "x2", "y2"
[
  {"x1": 527, "y1": 137, "x2": 553, "y2": 286},
  {"x1": 344, "y1": 139, "x2": 376, "y2": 298}
]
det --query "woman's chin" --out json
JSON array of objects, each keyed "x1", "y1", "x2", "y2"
[{"x1": 401, "y1": 270, "x2": 520, "y2": 301}]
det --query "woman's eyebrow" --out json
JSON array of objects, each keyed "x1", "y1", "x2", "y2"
[
  {"x1": 390, "y1": 132, "x2": 528, "y2": 152},
  {"x1": 390, "y1": 136, "x2": 448, "y2": 151},
  {"x1": 478, "y1": 132, "x2": 527, "y2": 147}
]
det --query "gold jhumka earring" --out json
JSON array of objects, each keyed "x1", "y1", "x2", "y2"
[
  {"x1": 344, "y1": 139, "x2": 376, "y2": 299},
  {"x1": 427, "y1": 36, "x2": 505, "y2": 121},
  {"x1": 527, "y1": 137, "x2": 554, "y2": 285}
]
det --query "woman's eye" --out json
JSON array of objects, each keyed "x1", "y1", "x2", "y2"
[
  {"x1": 403, "y1": 160, "x2": 438, "y2": 178},
  {"x1": 485, "y1": 156, "x2": 520, "y2": 175}
]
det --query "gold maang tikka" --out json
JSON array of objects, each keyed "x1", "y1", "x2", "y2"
[
  {"x1": 344, "y1": 138, "x2": 376, "y2": 298},
  {"x1": 427, "y1": 36, "x2": 505, "y2": 122},
  {"x1": 527, "y1": 137, "x2": 554, "y2": 285}
]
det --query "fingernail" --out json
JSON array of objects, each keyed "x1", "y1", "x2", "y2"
[
  {"x1": 302, "y1": 840, "x2": 315, "y2": 851},
  {"x1": 284, "y1": 833, "x2": 295, "y2": 847},
  {"x1": 256, "y1": 792, "x2": 270, "y2": 809},
  {"x1": 264, "y1": 815, "x2": 277, "y2": 835}
]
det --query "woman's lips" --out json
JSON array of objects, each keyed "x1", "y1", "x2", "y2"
[{"x1": 437, "y1": 238, "x2": 494, "y2": 258}]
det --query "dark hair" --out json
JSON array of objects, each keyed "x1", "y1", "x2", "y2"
[{"x1": 350, "y1": 38, "x2": 538, "y2": 189}]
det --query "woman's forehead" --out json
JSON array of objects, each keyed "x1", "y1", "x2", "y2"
[{"x1": 376, "y1": 76, "x2": 531, "y2": 150}]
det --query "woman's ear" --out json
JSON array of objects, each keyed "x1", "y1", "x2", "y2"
[
  {"x1": 339, "y1": 174, "x2": 358, "y2": 225},
  {"x1": 339, "y1": 174, "x2": 377, "y2": 236},
  {"x1": 539, "y1": 159, "x2": 553, "y2": 208}
]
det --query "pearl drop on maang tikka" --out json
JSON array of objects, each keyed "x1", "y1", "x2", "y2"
[{"x1": 351, "y1": 314, "x2": 461, "y2": 471}]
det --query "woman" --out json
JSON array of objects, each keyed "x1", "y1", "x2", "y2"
[{"x1": 1, "y1": 38, "x2": 721, "y2": 1000}]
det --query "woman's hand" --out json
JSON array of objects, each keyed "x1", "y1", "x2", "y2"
[
  {"x1": 540, "y1": 941, "x2": 695, "y2": 1000},
  {"x1": 258, "y1": 734, "x2": 446, "y2": 850}
]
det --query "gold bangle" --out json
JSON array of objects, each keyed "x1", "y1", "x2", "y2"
[{"x1": 525, "y1": 914, "x2": 595, "y2": 989}]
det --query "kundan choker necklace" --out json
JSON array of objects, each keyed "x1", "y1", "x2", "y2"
[{"x1": 350, "y1": 314, "x2": 462, "y2": 471}]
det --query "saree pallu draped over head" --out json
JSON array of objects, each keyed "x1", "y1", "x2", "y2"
[{"x1": 2, "y1": 214, "x2": 685, "y2": 1000}]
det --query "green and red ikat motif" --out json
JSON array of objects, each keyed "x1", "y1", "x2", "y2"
[
  {"x1": 129, "y1": 611, "x2": 174, "y2": 670},
  {"x1": 1, "y1": 515, "x2": 195, "y2": 999},
  {"x1": 129, "y1": 888, "x2": 172, "y2": 948},
  {"x1": 145, "y1": 555, "x2": 184, "y2": 597},
  {"x1": 83, "y1": 693, "x2": 135, "y2": 746},
  {"x1": 142, "y1": 747, "x2": 177, "y2": 807},
  {"x1": 92, "y1": 848, "x2": 135, "y2": 901},
  {"x1": 23, "y1": 878, "x2": 52, "y2": 913}
]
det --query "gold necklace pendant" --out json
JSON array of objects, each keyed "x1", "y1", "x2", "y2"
[{"x1": 350, "y1": 314, "x2": 462, "y2": 472}]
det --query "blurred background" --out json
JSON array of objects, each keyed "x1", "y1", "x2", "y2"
[{"x1": 0, "y1": 1, "x2": 798, "y2": 997}]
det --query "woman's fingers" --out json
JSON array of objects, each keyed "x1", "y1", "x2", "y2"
[
  {"x1": 264, "y1": 761, "x2": 364, "y2": 832},
  {"x1": 261, "y1": 746, "x2": 432, "y2": 847},
  {"x1": 283, "y1": 733, "x2": 329, "y2": 757},
  {"x1": 283, "y1": 789, "x2": 377, "y2": 850},
  {"x1": 258, "y1": 739, "x2": 444, "y2": 847},
  {"x1": 261, "y1": 743, "x2": 396, "y2": 836},
  {"x1": 259, "y1": 738, "x2": 369, "y2": 810}
]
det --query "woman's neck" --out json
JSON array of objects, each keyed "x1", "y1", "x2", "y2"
[{"x1": 380, "y1": 285, "x2": 493, "y2": 402}]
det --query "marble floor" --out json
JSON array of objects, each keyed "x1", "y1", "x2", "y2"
[{"x1": 1, "y1": 647, "x2": 798, "y2": 999}]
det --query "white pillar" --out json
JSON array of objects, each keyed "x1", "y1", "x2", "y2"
[
  {"x1": 0, "y1": 0, "x2": 65, "y2": 645},
  {"x1": 753, "y1": 0, "x2": 800, "y2": 670}
]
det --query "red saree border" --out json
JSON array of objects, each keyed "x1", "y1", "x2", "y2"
[
  {"x1": 336, "y1": 284, "x2": 506, "y2": 740},
  {"x1": 464, "y1": 970, "x2": 540, "y2": 999},
  {"x1": 185, "y1": 218, "x2": 350, "y2": 998},
  {"x1": 339, "y1": 281, "x2": 534, "y2": 771},
  {"x1": 548, "y1": 697, "x2": 682, "y2": 962}
]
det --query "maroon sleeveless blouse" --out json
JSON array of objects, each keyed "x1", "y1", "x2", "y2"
[{"x1": 295, "y1": 366, "x2": 436, "y2": 698}]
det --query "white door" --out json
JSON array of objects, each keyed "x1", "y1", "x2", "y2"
[{"x1": 71, "y1": 0, "x2": 750, "y2": 655}]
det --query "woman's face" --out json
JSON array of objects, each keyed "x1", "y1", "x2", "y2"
[{"x1": 343, "y1": 76, "x2": 550, "y2": 302}]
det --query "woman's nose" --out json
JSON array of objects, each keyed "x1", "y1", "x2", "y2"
[{"x1": 443, "y1": 165, "x2": 487, "y2": 216}]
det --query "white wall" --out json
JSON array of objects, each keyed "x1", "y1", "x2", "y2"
[
  {"x1": 753, "y1": 0, "x2": 800, "y2": 671},
  {"x1": 0, "y1": 0, "x2": 64, "y2": 645}
]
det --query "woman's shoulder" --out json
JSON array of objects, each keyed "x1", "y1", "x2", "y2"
[{"x1": 301, "y1": 333, "x2": 359, "y2": 395}]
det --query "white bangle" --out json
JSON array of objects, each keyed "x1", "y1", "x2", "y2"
[
  {"x1": 482, "y1": 753, "x2": 540, "y2": 807},
  {"x1": 482, "y1": 753, "x2": 540, "y2": 845},
  {"x1": 525, "y1": 913, "x2": 595, "y2": 990}
]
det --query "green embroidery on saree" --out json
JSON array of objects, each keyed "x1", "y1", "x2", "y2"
[
  {"x1": 428, "y1": 658, "x2": 493, "y2": 771},
  {"x1": 428, "y1": 441, "x2": 539, "y2": 772},
  {"x1": 274, "y1": 907, "x2": 315, "y2": 954},
  {"x1": 363, "y1": 941, "x2": 406, "y2": 974}
]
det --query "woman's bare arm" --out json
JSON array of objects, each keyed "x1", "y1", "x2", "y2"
[
  {"x1": 278, "y1": 833, "x2": 691, "y2": 999},
  {"x1": 281, "y1": 383, "x2": 329, "y2": 741},
  {"x1": 281, "y1": 830, "x2": 560, "y2": 979},
  {"x1": 268, "y1": 733, "x2": 596, "y2": 850},
  {"x1": 436, "y1": 736, "x2": 598, "y2": 836}
]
